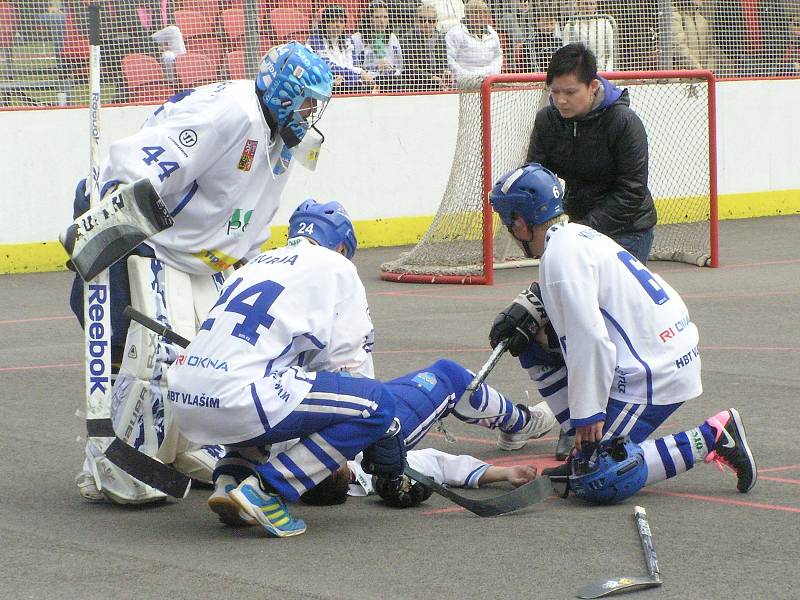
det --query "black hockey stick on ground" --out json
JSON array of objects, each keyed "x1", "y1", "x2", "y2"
[
  {"x1": 576, "y1": 505, "x2": 663, "y2": 598},
  {"x1": 98, "y1": 306, "x2": 194, "y2": 499},
  {"x1": 404, "y1": 465, "x2": 553, "y2": 517},
  {"x1": 452, "y1": 338, "x2": 510, "y2": 421}
]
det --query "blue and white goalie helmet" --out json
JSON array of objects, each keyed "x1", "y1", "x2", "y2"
[
  {"x1": 255, "y1": 42, "x2": 334, "y2": 148},
  {"x1": 569, "y1": 437, "x2": 648, "y2": 504},
  {"x1": 490, "y1": 163, "x2": 564, "y2": 228},
  {"x1": 288, "y1": 199, "x2": 358, "y2": 259}
]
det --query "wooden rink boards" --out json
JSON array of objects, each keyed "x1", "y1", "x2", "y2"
[{"x1": 1, "y1": 215, "x2": 798, "y2": 600}]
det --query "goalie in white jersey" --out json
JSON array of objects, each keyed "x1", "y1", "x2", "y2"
[
  {"x1": 68, "y1": 42, "x2": 335, "y2": 504},
  {"x1": 485, "y1": 164, "x2": 757, "y2": 504}
]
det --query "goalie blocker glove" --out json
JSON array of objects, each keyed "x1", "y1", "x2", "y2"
[
  {"x1": 374, "y1": 474, "x2": 433, "y2": 508},
  {"x1": 489, "y1": 282, "x2": 549, "y2": 357}
]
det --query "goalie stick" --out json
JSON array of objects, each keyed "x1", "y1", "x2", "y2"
[
  {"x1": 452, "y1": 338, "x2": 510, "y2": 421},
  {"x1": 576, "y1": 506, "x2": 663, "y2": 598},
  {"x1": 404, "y1": 465, "x2": 553, "y2": 518}
]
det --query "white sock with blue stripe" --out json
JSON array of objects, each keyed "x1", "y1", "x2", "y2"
[
  {"x1": 466, "y1": 383, "x2": 526, "y2": 432},
  {"x1": 640, "y1": 424, "x2": 715, "y2": 485}
]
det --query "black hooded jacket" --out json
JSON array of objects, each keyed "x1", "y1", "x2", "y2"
[{"x1": 525, "y1": 77, "x2": 657, "y2": 236}]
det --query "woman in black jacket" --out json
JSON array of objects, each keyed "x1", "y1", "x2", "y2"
[{"x1": 526, "y1": 43, "x2": 656, "y2": 264}]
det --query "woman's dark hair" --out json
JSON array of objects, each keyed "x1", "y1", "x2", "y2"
[
  {"x1": 546, "y1": 42, "x2": 597, "y2": 86},
  {"x1": 319, "y1": 4, "x2": 349, "y2": 50}
]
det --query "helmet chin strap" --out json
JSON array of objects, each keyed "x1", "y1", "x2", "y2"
[{"x1": 507, "y1": 226, "x2": 537, "y2": 259}]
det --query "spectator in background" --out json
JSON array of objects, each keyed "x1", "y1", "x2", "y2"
[
  {"x1": 495, "y1": 0, "x2": 535, "y2": 48},
  {"x1": 783, "y1": 11, "x2": 800, "y2": 75},
  {"x1": 445, "y1": 0, "x2": 502, "y2": 85},
  {"x1": 308, "y1": 3, "x2": 377, "y2": 93},
  {"x1": 426, "y1": 0, "x2": 465, "y2": 33},
  {"x1": 400, "y1": 2, "x2": 453, "y2": 90},
  {"x1": 518, "y1": 3, "x2": 561, "y2": 72},
  {"x1": 603, "y1": 0, "x2": 659, "y2": 70},
  {"x1": 384, "y1": 0, "x2": 420, "y2": 35},
  {"x1": 562, "y1": 0, "x2": 615, "y2": 71},
  {"x1": 712, "y1": 0, "x2": 789, "y2": 77},
  {"x1": 670, "y1": 0, "x2": 712, "y2": 70},
  {"x1": 351, "y1": 0, "x2": 403, "y2": 91}
]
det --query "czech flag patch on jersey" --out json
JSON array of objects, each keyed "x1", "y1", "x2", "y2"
[{"x1": 238, "y1": 140, "x2": 258, "y2": 171}]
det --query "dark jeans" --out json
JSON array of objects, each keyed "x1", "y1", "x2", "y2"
[{"x1": 612, "y1": 228, "x2": 654, "y2": 264}]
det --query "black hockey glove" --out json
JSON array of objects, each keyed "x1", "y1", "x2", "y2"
[
  {"x1": 489, "y1": 282, "x2": 549, "y2": 357},
  {"x1": 374, "y1": 474, "x2": 433, "y2": 508},
  {"x1": 362, "y1": 418, "x2": 407, "y2": 478}
]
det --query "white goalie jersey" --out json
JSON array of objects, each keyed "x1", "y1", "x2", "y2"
[
  {"x1": 167, "y1": 239, "x2": 375, "y2": 445},
  {"x1": 539, "y1": 223, "x2": 702, "y2": 425},
  {"x1": 101, "y1": 80, "x2": 291, "y2": 274}
]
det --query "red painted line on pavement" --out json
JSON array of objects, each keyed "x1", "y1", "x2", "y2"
[
  {"x1": 760, "y1": 464, "x2": 800, "y2": 474},
  {"x1": 0, "y1": 315, "x2": 74, "y2": 325},
  {"x1": 760, "y1": 476, "x2": 800, "y2": 485},
  {"x1": 0, "y1": 362, "x2": 82, "y2": 372},
  {"x1": 641, "y1": 488, "x2": 800, "y2": 513}
]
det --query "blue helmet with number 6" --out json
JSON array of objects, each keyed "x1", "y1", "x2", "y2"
[
  {"x1": 490, "y1": 163, "x2": 564, "y2": 228},
  {"x1": 255, "y1": 42, "x2": 334, "y2": 148},
  {"x1": 288, "y1": 199, "x2": 358, "y2": 259},
  {"x1": 569, "y1": 438, "x2": 648, "y2": 504}
]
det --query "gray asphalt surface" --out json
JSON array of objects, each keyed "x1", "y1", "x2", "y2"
[{"x1": 1, "y1": 215, "x2": 799, "y2": 600}]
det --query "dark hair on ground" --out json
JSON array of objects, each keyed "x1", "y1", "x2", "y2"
[
  {"x1": 546, "y1": 43, "x2": 597, "y2": 86},
  {"x1": 299, "y1": 469, "x2": 350, "y2": 506}
]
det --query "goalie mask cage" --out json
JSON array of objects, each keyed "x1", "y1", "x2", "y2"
[{"x1": 380, "y1": 71, "x2": 718, "y2": 285}]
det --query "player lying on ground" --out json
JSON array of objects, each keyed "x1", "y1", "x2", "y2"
[
  {"x1": 168, "y1": 199, "x2": 555, "y2": 536},
  {"x1": 300, "y1": 447, "x2": 539, "y2": 507},
  {"x1": 68, "y1": 43, "x2": 334, "y2": 504},
  {"x1": 486, "y1": 163, "x2": 757, "y2": 504}
]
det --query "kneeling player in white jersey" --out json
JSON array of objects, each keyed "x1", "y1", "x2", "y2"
[
  {"x1": 484, "y1": 164, "x2": 757, "y2": 504},
  {"x1": 68, "y1": 42, "x2": 335, "y2": 504}
]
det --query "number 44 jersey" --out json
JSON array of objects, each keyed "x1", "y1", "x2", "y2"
[
  {"x1": 167, "y1": 238, "x2": 375, "y2": 445},
  {"x1": 538, "y1": 223, "x2": 702, "y2": 425}
]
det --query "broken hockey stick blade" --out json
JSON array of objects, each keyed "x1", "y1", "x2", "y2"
[
  {"x1": 452, "y1": 338, "x2": 510, "y2": 421},
  {"x1": 60, "y1": 178, "x2": 174, "y2": 281},
  {"x1": 123, "y1": 305, "x2": 192, "y2": 348},
  {"x1": 405, "y1": 465, "x2": 553, "y2": 517},
  {"x1": 576, "y1": 506, "x2": 663, "y2": 598},
  {"x1": 105, "y1": 437, "x2": 191, "y2": 499}
]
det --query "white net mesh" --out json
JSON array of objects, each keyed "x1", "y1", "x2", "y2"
[
  {"x1": 380, "y1": 72, "x2": 714, "y2": 282},
  {"x1": 0, "y1": 0, "x2": 797, "y2": 107}
]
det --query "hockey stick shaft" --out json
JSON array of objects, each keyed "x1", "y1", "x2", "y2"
[
  {"x1": 452, "y1": 338, "x2": 510, "y2": 420},
  {"x1": 634, "y1": 506, "x2": 661, "y2": 579},
  {"x1": 83, "y1": 2, "x2": 114, "y2": 435},
  {"x1": 123, "y1": 305, "x2": 192, "y2": 348}
]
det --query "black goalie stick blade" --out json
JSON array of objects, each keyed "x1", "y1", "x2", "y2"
[
  {"x1": 105, "y1": 437, "x2": 191, "y2": 499},
  {"x1": 576, "y1": 575, "x2": 662, "y2": 599},
  {"x1": 405, "y1": 465, "x2": 553, "y2": 517}
]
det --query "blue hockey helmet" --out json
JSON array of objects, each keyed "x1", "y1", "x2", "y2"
[
  {"x1": 569, "y1": 437, "x2": 648, "y2": 504},
  {"x1": 288, "y1": 199, "x2": 358, "y2": 259},
  {"x1": 489, "y1": 163, "x2": 564, "y2": 228},
  {"x1": 255, "y1": 42, "x2": 334, "y2": 148}
]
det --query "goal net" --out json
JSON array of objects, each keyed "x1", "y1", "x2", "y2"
[{"x1": 380, "y1": 71, "x2": 717, "y2": 284}]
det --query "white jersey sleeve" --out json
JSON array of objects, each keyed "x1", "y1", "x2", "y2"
[
  {"x1": 167, "y1": 239, "x2": 375, "y2": 444},
  {"x1": 539, "y1": 223, "x2": 702, "y2": 427},
  {"x1": 101, "y1": 81, "x2": 292, "y2": 274}
]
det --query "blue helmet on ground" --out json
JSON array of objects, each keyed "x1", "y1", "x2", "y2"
[
  {"x1": 490, "y1": 163, "x2": 564, "y2": 228},
  {"x1": 569, "y1": 437, "x2": 648, "y2": 504},
  {"x1": 255, "y1": 42, "x2": 334, "y2": 148},
  {"x1": 288, "y1": 199, "x2": 357, "y2": 259}
]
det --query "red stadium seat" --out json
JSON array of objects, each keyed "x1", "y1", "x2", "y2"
[
  {"x1": 60, "y1": 15, "x2": 89, "y2": 78},
  {"x1": 221, "y1": 7, "x2": 245, "y2": 49},
  {"x1": 224, "y1": 49, "x2": 246, "y2": 79},
  {"x1": 185, "y1": 34, "x2": 223, "y2": 73},
  {"x1": 0, "y1": 1, "x2": 16, "y2": 53},
  {"x1": 174, "y1": 9, "x2": 216, "y2": 40},
  {"x1": 270, "y1": 7, "x2": 310, "y2": 43},
  {"x1": 122, "y1": 53, "x2": 174, "y2": 103},
  {"x1": 175, "y1": 53, "x2": 217, "y2": 88}
]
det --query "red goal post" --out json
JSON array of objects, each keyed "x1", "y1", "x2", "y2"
[{"x1": 380, "y1": 70, "x2": 718, "y2": 285}]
